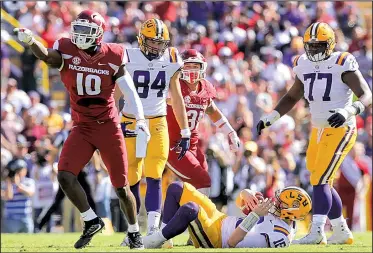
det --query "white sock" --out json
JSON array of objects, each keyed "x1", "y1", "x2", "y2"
[
  {"x1": 128, "y1": 222, "x2": 140, "y2": 233},
  {"x1": 312, "y1": 215, "x2": 327, "y2": 232},
  {"x1": 147, "y1": 211, "x2": 161, "y2": 231},
  {"x1": 80, "y1": 208, "x2": 97, "y2": 222},
  {"x1": 330, "y1": 215, "x2": 346, "y2": 227},
  {"x1": 160, "y1": 222, "x2": 167, "y2": 230}
]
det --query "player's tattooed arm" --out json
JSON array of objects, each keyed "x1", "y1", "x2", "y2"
[
  {"x1": 273, "y1": 76, "x2": 304, "y2": 116},
  {"x1": 14, "y1": 28, "x2": 62, "y2": 68}
]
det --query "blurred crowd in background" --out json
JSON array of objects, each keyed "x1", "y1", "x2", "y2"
[{"x1": 1, "y1": 1, "x2": 372, "y2": 234}]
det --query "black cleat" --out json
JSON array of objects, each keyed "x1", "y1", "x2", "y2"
[
  {"x1": 128, "y1": 231, "x2": 144, "y2": 250},
  {"x1": 74, "y1": 217, "x2": 105, "y2": 249}
]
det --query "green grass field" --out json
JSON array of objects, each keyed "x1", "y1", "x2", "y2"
[{"x1": 1, "y1": 232, "x2": 372, "y2": 252}]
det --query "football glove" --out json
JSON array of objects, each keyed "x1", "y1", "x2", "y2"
[
  {"x1": 14, "y1": 28, "x2": 35, "y2": 45},
  {"x1": 121, "y1": 122, "x2": 137, "y2": 138},
  {"x1": 228, "y1": 131, "x2": 241, "y2": 152},
  {"x1": 327, "y1": 108, "x2": 354, "y2": 128},
  {"x1": 171, "y1": 128, "x2": 191, "y2": 160},
  {"x1": 256, "y1": 110, "x2": 281, "y2": 135},
  {"x1": 136, "y1": 119, "x2": 150, "y2": 142}
]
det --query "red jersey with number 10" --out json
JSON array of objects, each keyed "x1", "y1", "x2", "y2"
[
  {"x1": 167, "y1": 79, "x2": 216, "y2": 146},
  {"x1": 53, "y1": 38, "x2": 127, "y2": 124}
]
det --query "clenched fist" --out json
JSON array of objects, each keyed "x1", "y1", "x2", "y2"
[{"x1": 13, "y1": 28, "x2": 35, "y2": 45}]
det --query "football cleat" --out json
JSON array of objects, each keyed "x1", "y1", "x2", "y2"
[
  {"x1": 327, "y1": 221, "x2": 354, "y2": 244},
  {"x1": 128, "y1": 231, "x2": 145, "y2": 250},
  {"x1": 147, "y1": 226, "x2": 160, "y2": 236},
  {"x1": 74, "y1": 217, "x2": 105, "y2": 249},
  {"x1": 142, "y1": 232, "x2": 164, "y2": 249},
  {"x1": 292, "y1": 228, "x2": 327, "y2": 245}
]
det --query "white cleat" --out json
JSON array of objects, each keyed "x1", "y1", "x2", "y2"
[
  {"x1": 293, "y1": 230, "x2": 327, "y2": 245},
  {"x1": 162, "y1": 239, "x2": 174, "y2": 249},
  {"x1": 147, "y1": 226, "x2": 159, "y2": 236},
  {"x1": 328, "y1": 222, "x2": 354, "y2": 244},
  {"x1": 142, "y1": 232, "x2": 164, "y2": 249}
]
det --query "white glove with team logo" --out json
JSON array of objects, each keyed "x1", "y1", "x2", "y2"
[
  {"x1": 228, "y1": 131, "x2": 241, "y2": 152},
  {"x1": 135, "y1": 119, "x2": 150, "y2": 158},
  {"x1": 13, "y1": 28, "x2": 35, "y2": 45}
]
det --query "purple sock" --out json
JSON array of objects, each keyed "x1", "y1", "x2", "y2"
[
  {"x1": 163, "y1": 182, "x2": 183, "y2": 223},
  {"x1": 145, "y1": 177, "x2": 162, "y2": 213},
  {"x1": 328, "y1": 188, "x2": 343, "y2": 220},
  {"x1": 162, "y1": 202, "x2": 199, "y2": 240},
  {"x1": 312, "y1": 184, "x2": 332, "y2": 215},
  {"x1": 130, "y1": 182, "x2": 141, "y2": 214}
]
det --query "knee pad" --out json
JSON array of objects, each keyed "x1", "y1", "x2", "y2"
[
  {"x1": 180, "y1": 202, "x2": 199, "y2": 221},
  {"x1": 167, "y1": 181, "x2": 184, "y2": 198}
]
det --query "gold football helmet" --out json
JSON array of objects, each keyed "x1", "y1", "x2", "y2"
[
  {"x1": 270, "y1": 187, "x2": 312, "y2": 221},
  {"x1": 138, "y1": 18, "x2": 170, "y2": 60},
  {"x1": 303, "y1": 22, "x2": 335, "y2": 62}
]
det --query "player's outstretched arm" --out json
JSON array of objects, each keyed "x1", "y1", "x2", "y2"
[
  {"x1": 169, "y1": 71, "x2": 191, "y2": 160},
  {"x1": 13, "y1": 28, "x2": 62, "y2": 69},
  {"x1": 206, "y1": 101, "x2": 240, "y2": 151},
  {"x1": 327, "y1": 70, "x2": 372, "y2": 128},
  {"x1": 256, "y1": 76, "x2": 304, "y2": 135},
  {"x1": 114, "y1": 65, "x2": 150, "y2": 138},
  {"x1": 227, "y1": 198, "x2": 273, "y2": 248}
]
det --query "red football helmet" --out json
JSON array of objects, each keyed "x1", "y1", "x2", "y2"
[
  {"x1": 71, "y1": 10, "x2": 106, "y2": 50},
  {"x1": 180, "y1": 49, "x2": 207, "y2": 84}
]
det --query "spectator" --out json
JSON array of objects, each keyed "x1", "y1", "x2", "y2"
[
  {"x1": 2, "y1": 78, "x2": 31, "y2": 115},
  {"x1": 1, "y1": 159, "x2": 35, "y2": 233},
  {"x1": 27, "y1": 91, "x2": 50, "y2": 125}
]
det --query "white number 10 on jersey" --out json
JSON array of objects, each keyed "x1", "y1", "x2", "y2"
[{"x1": 76, "y1": 73, "x2": 101, "y2": 95}]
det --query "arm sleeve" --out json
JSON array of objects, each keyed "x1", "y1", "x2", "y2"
[{"x1": 116, "y1": 68, "x2": 145, "y2": 120}]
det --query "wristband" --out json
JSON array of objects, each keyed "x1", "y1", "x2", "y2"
[
  {"x1": 180, "y1": 128, "x2": 191, "y2": 138},
  {"x1": 214, "y1": 116, "x2": 234, "y2": 135},
  {"x1": 239, "y1": 212, "x2": 260, "y2": 233}
]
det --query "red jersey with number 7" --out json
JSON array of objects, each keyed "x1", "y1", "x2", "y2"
[
  {"x1": 53, "y1": 38, "x2": 127, "y2": 124},
  {"x1": 167, "y1": 79, "x2": 216, "y2": 146}
]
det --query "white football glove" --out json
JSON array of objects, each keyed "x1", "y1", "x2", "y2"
[
  {"x1": 228, "y1": 131, "x2": 241, "y2": 152},
  {"x1": 136, "y1": 119, "x2": 150, "y2": 142},
  {"x1": 256, "y1": 110, "x2": 281, "y2": 135},
  {"x1": 13, "y1": 28, "x2": 35, "y2": 45}
]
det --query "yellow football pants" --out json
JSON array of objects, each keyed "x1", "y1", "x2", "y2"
[
  {"x1": 122, "y1": 116, "x2": 169, "y2": 186},
  {"x1": 306, "y1": 126, "x2": 357, "y2": 186},
  {"x1": 180, "y1": 182, "x2": 227, "y2": 248}
]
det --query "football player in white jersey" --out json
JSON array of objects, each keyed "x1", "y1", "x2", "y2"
[
  {"x1": 141, "y1": 182, "x2": 312, "y2": 249},
  {"x1": 118, "y1": 18, "x2": 190, "y2": 237},
  {"x1": 257, "y1": 22, "x2": 372, "y2": 245}
]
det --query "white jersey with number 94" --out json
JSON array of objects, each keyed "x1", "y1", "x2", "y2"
[{"x1": 122, "y1": 47, "x2": 183, "y2": 117}]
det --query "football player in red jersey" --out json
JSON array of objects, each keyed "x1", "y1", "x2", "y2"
[
  {"x1": 166, "y1": 49, "x2": 241, "y2": 196},
  {"x1": 14, "y1": 10, "x2": 147, "y2": 249}
]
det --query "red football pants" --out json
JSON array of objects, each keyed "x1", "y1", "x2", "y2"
[
  {"x1": 166, "y1": 145, "x2": 211, "y2": 189},
  {"x1": 58, "y1": 120, "x2": 128, "y2": 188}
]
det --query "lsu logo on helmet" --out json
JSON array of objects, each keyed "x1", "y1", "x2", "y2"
[
  {"x1": 138, "y1": 18, "x2": 170, "y2": 60},
  {"x1": 303, "y1": 22, "x2": 336, "y2": 62},
  {"x1": 271, "y1": 187, "x2": 312, "y2": 221}
]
